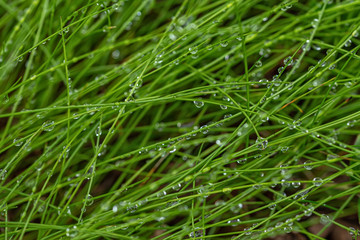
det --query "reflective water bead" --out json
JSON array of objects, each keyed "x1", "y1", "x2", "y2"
[
  {"x1": 172, "y1": 183, "x2": 181, "y2": 191},
  {"x1": 292, "y1": 182, "x2": 301, "y2": 188},
  {"x1": 227, "y1": 219, "x2": 241, "y2": 226},
  {"x1": 112, "y1": 204, "x2": 118, "y2": 213},
  {"x1": 320, "y1": 214, "x2": 330, "y2": 224},
  {"x1": 352, "y1": 30, "x2": 359, "y2": 37},
  {"x1": 284, "y1": 56, "x2": 293, "y2": 66},
  {"x1": 86, "y1": 194, "x2": 94, "y2": 206},
  {"x1": 200, "y1": 125, "x2": 208, "y2": 134},
  {"x1": 277, "y1": 66, "x2": 284, "y2": 74},
  {"x1": 313, "y1": 177, "x2": 323, "y2": 187},
  {"x1": 275, "y1": 222, "x2": 283, "y2": 228},
  {"x1": 281, "y1": 146, "x2": 289, "y2": 153},
  {"x1": 302, "y1": 40, "x2": 310, "y2": 51},
  {"x1": 236, "y1": 158, "x2": 247, "y2": 164},
  {"x1": 311, "y1": 18, "x2": 319, "y2": 28},
  {"x1": 189, "y1": 47, "x2": 198, "y2": 55},
  {"x1": 220, "y1": 105, "x2": 227, "y2": 110},
  {"x1": 268, "y1": 204, "x2": 276, "y2": 210},
  {"x1": 344, "y1": 39, "x2": 352, "y2": 47},
  {"x1": 112, "y1": 50, "x2": 120, "y2": 59},
  {"x1": 13, "y1": 138, "x2": 23, "y2": 146},
  {"x1": 255, "y1": 60, "x2": 262, "y2": 68},
  {"x1": 259, "y1": 48, "x2": 271, "y2": 58},
  {"x1": 66, "y1": 226, "x2": 78, "y2": 237},
  {"x1": 157, "y1": 191, "x2": 167, "y2": 198},
  {"x1": 304, "y1": 161, "x2": 313, "y2": 170},
  {"x1": 189, "y1": 228, "x2": 203, "y2": 238},
  {"x1": 42, "y1": 120, "x2": 55, "y2": 131},
  {"x1": 3, "y1": 94, "x2": 9, "y2": 103},
  {"x1": 285, "y1": 218, "x2": 293, "y2": 226},
  {"x1": 258, "y1": 78, "x2": 268, "y2": 86},
  {"x1": 313, "y1": 44, "x2": 321, "y2": 51},
  {"x1": 348, "y1": 227, "x2": 356, "y2": 237},
  {"x1": 304, "y1": 205, "x2": 314, "y2": 217},
  {"x1": 193, "y1": 99, "x2": 204, "y2": 108},
  {"x1": 95, "y1": 126, "x2": 102, "y2": 136},
  {"x1": 135, "y1": 77, "x2": 143, "y2": 89},
  {"x1": 220, "y1": 41, "x2": 228, "y2": 47},
  {"x1": 0, "y1": 169, "x2": 7, "y2": 180},
  {"x1": 281, "y1": 179, "x2": 290, "y2": 187},
  {"x1": 347, "y1": 120, "x2": 356, "y2": 127},
  {"x1": 255, "y1": 137, "x2": 268, "y2": 150},
  {"x1": 230, "y1": 203, "x2": 243, "y2": 213}
]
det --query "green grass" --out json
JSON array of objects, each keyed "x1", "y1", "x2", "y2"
[{"x1": 1, "y1": 0, "x2": 360, "y2": 239}]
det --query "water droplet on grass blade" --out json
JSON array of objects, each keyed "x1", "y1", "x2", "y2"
[
  {"x1": 255, "y1": 60, "x2": 262, "y2": 67},
  {"x1": 268, "y1": 204, "x2": 276, "y2": 210},
  {"x1": 112, "y1": 50, "x2": 120, "y2": 59},
  {"x1": 66, "y1": 226, "x2": 78, "y2": 237},
  {"x1": 13, "y1": 138, "x2": 23, "y2": 146},
  {"x1": 304, "y1": 161, "x2": 313, "y2": 170},
  {"x1": 193, "y1": 99, "x2": 204, "y2": 108},
  {"x1": 0, "y1": 169, "x2": 7, "y2": 180},
  {"x1": 255, "y1": 137, "x2": 268, "y2": 150},
  {"x1": 312, "y1": 177, "x2": 323, "y2": 186},
  {"x1": 345, "y1": 39, "x2": 352, "y2": 47},
  {"x1": 42, "y1": 121, "x2": 55, "y2": 132},
  {"x1": 86, "y1": 194, "x2": 94, "y2": 206},
  {"x1": 311, "y1": 18, "x2": 319, "y2": 28},
  {"x1": 320, "y1": 214, "x2": 330, "y2": 224},
  {"x1": 284, "y1": 56, "x2": 293, "y2": 66},
  {"x1": 220, "y1": 41, "x2": 228, "y2": 47},
  {"x1": 95, "y1": 126, "x2": 102, "y2": 136}
]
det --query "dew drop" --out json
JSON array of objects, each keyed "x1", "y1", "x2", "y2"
[
  {"x1": 95, "y1": 126, "x2": 102, "y2": 136},
  {"x1": 311, "y1": 18, "x2": 319, "y2": 28},
  {"x1": 255, "y1": 60, "x2": 262, "y2": 68},
  {"x1": 304, "y1": 205, "x2": 314, "y2": 217},
  {"x1": 344, "y1": 39, "x2": 352, "y2": 47},
  {"x1": 112, "y1": 50, "x2": 120, "y2": 59},
  {"x1": 220, "y1": 105, "x2": 227, "y2": 110},
  {"x1": 13, "y1": 138, "x2": 23, "y2": 146},
  {"x1": 42, "y1": 120, "x2": 55, "y2": 132},
  {"x1": 302, "y1": 40, "x2": 310, "y2": 52},
  {"x1": 320, "y1": 214, "x2": 330, "y2": 224},
  {"x1": 193, "y1": 99, "x2": 204, "y2": 108},
  {"x1": 284, "y1": 56, "x2": 293, "y2": 66},
  {"x1": 86, "y1": 194, "x2": 94, "y2": 206},
  {"x1": 255, "y1": 137, "x2": 268, "y2": 150},
  {"x1": 200, "y1": 125, "x2": 208, "y2": 134},
  {"x1": 281, "y1": 146, "x2": 289, "y2": 153},
  {"x1": 189, "y1": 47, "x2": 198, "y2": 55},
  {"x1": 157, "y1": 191, "x2": 167, "y2": 199},
  {"x1": 220, "y1": 41, "x2": 228, "y2": 47},
  {"x1": 304, "y1": 161, "x2": 313, "y2": 170},
  {"x1": 312, "y1": 177, "x2": 323, "y2": 187},
  {"x1": 230, "y1": 203, "x2": 243, "y2": 213},
  {"x1": 172, "y1": 183, "x2": 181, "y2": 191},
  {"x1": 0, "y1": 169, "x2": 7, "y2": 181},
  {"x1": 66, "y1": 226, "x2": 78, "y2": 237}
]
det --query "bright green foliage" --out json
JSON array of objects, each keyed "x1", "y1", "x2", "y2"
[{"x1": 0, "y1": 0, "x2": 360, "y2": 239}]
